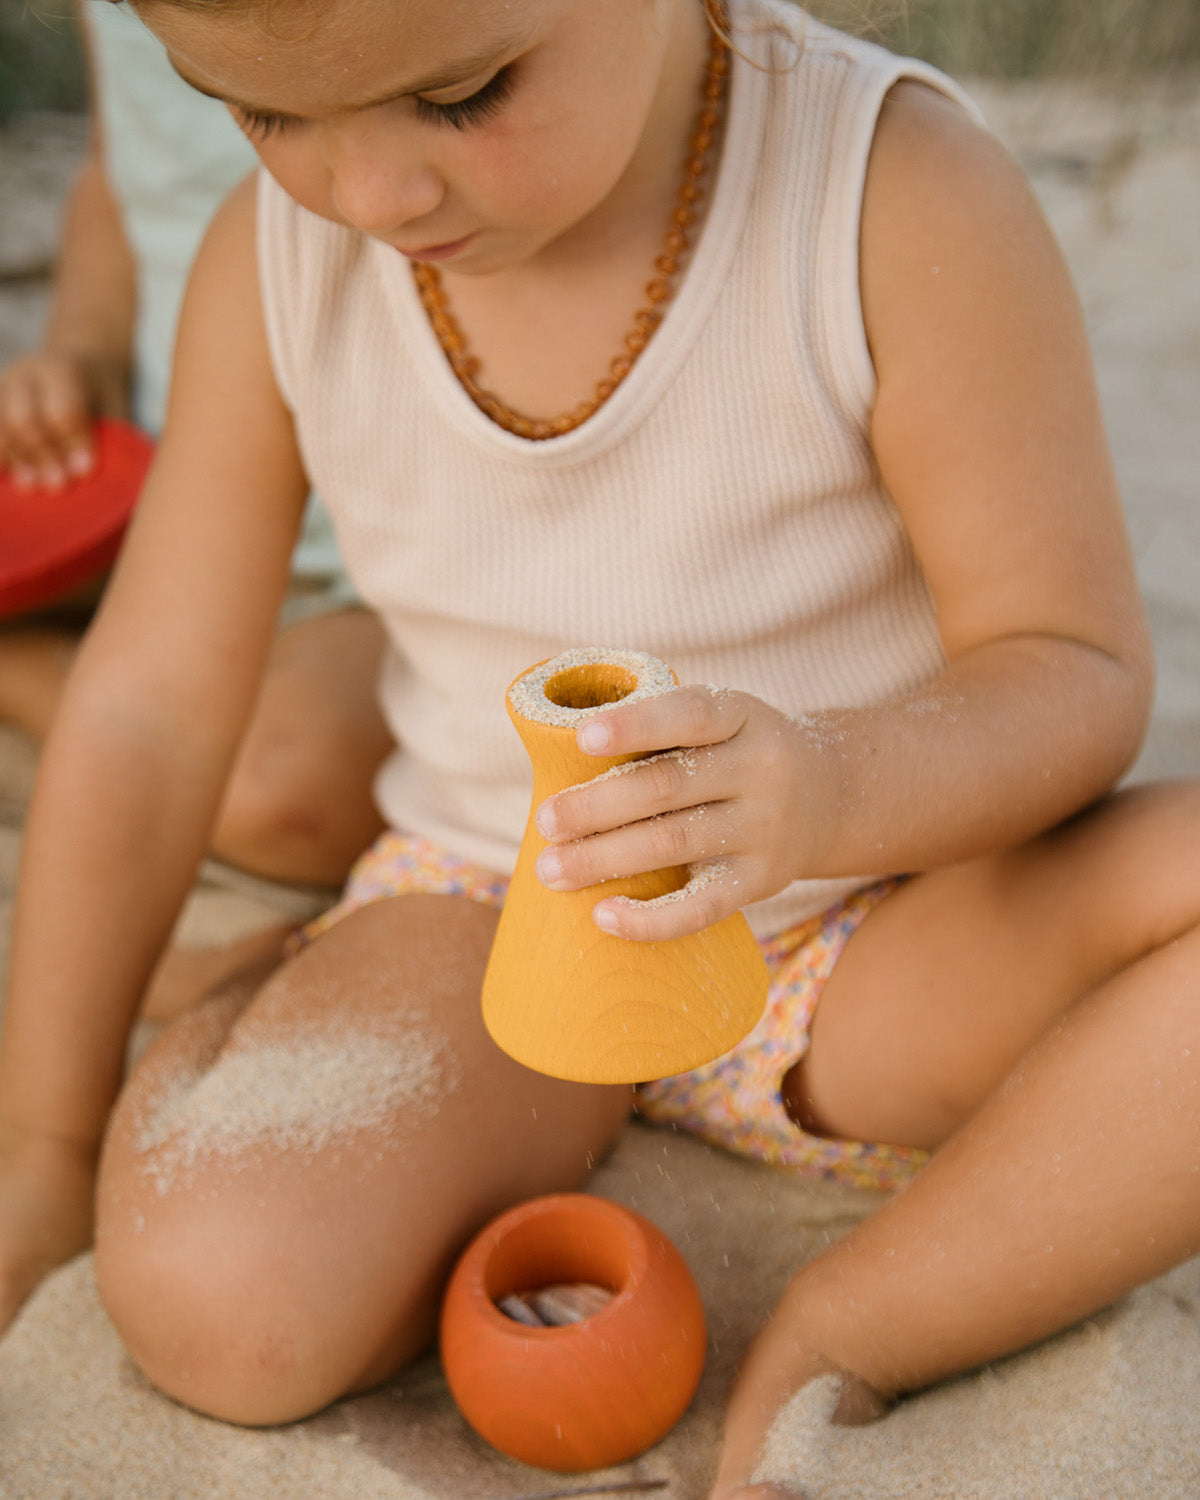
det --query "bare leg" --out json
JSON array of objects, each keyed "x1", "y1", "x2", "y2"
[
  {"x1": 95, "y1": 894, "x2": 632, "y2": 1425},
  {"x1": 712, "y1": 781, "x2": 1200, "y2": 1498},
  {"x1": 0, "y1": 606, "x2": 390, "y2": 888},
  {"x1": 211, "y1": 607, "x2": 391, "y2": 886},
  {"x1": 0, "y1": 624, "x2": 78, "y2": 738},
  {"x1": 140, "y1": 922, "x2": 295, "y2": 1023}
]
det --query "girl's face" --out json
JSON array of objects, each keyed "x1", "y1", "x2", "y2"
[{"x1": 136, "y1": 0, "x2": 706, "y2": 276}]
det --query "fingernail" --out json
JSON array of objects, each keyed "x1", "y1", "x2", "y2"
[
  {"x1": 42, "y1": 463, "x2": 67, "y2": 490},
  {"x1": 593, "y1": 905, "x2": 620, "y2": 934},
  {"x1": 536, "y1": 849, "x2": 565, "y2": 887},
  {"x1": 12, "y1": 465, "x2": 35, "y2": 489},
  {"x1": 535, "y1": 800, "x2": 557, "y2": 838},
  {"x1": 67, "y1": 447, "x2": 94, "y2": 477},
  {"x1": 578, "y1": 720, "x2": 609, "y2": 753}
]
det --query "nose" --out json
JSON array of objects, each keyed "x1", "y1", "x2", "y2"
[{"x1": 325, "y1": 115, "x2": 445, "y2": 236}]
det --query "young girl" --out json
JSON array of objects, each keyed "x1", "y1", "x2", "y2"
[{"x1": 0, "y1": 0, "x2": 1196, "y2": 1495}]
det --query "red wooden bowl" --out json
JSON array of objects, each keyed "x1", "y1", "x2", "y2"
[
  {"x1": 440, "y1": 1193, "x2": 707, "y2": 1472},
  {"x1": 0, "y1": 418, "x2": 154, "y2": 618}
]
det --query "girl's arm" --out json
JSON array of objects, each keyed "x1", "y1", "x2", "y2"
[
  {"x1": 706, "y1": 85, "x2": 1153, "y2": 1500},
  {"x1": 533, "y1": 82, "x2": 1153, "y2": 943},
  {"x1": 0, "y1": 174, "x2": 308, "y2": 1324}
]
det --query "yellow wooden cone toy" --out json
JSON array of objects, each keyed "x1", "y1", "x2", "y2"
[{"x1": 481, "y1": 647, "x2": 769, "y2": 1084}]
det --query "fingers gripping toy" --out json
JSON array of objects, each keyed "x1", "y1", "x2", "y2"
[{"x1": 481, "y1": 647, "x2": 769, "y2": 1085}]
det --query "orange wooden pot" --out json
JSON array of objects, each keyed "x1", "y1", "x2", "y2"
[
  {"x1": 439, "y1": 1193, "x2": 707, "y2": 1472},
  {"x1": 481, "y1": 647, "x2": 769, "y2": 1083}
]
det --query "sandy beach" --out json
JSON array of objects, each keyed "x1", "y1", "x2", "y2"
[{"x1": 0, "y1": 75, "x2": 1198, "y2": 1499}]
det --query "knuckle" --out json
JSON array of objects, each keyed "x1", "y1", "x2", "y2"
[
  {"x1": 684, "y1": 891, "x2": 723, "y2": 932},
  {"x1": 8, "y1": 409, "x2": 47, "y2": 452},
  {"x1": 642, "y1": 753, "x2": 684, "y2": 808},
  {"x1": 647, "y1": 815, "x2": 690, "y2": 865},
  {"x1": 559, "y1": 838, "x2": 591, "y2": 884},
  {"x1": 678, "y1": 687, "x2": 714, "y2": 742},
  {"x1": 757, "y1": 729, "x2": 792, "y2": 781},
  {"x1": 43, "y1": 388, "x2": 86, "y2": 429},
  {"x1": 555, "y1": 788, "x2": 588, "y2": 839}
]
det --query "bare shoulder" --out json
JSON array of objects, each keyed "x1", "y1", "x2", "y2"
[
  {"x1": 863, "y1": 79, "x2": 1036, "y2": 250},
  {"x1": 168, "y1": 170, "x2": 286, "y2": 425},
  {"x1": 186, "y1": 171, "x2": 260, "y2": 298},
  {"x1": 855, "y1": 79, "x2": 1148, "y2": 676},
  {"x1": 859, "y1": 79, "x2": 1070, "y2": 372}
]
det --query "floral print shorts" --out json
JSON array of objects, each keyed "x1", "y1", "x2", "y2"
[{"x1": 295, "y1": 830, "x2": 928, "y2": 1192}]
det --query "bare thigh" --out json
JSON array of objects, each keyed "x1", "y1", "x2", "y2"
[
  {"x1": 213, "y1": 607, "x2": 393, "y2": 885},
  {"x1": 95, "y1": 894, "x2": 632, "y2": 1426},
  {"x1": 785, "y1": 780, "x2": 1200, "y2": 1150}
]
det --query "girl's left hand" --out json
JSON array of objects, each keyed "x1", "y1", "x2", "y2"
[{"x1": 533, "y1": 684, "x2": 832, "y2": 942}]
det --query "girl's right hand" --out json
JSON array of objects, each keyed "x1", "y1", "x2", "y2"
[
  {"x1": 0, "y1": 349, "x2": 125, "y2": 490},
  {"x1": 0, "y1": 1119, "x2": 96, "y2": 1336}
]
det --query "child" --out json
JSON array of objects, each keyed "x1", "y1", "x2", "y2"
[
  {"x1": 0, "y1": 0, "x2": 1197, "y2": 1495},
  {"x1": 0, "y1": 0, "x2": 390, "y2": 888}
]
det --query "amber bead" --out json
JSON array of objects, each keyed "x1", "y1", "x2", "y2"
[{"x1": 408, "y1": 19, "x2": 727, "y2": 440}]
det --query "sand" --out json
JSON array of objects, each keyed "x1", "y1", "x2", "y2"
[
  {"x1": 135, "y1": 1014, "x2": 457, "y2": 1195},
  {"x1": 1, "y1": 75, "x2": 1199, "y2": 1500}
]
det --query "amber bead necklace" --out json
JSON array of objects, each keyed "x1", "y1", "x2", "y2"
[{"x1": 411, "y1": 19, "x2": 730, "y2": 441}]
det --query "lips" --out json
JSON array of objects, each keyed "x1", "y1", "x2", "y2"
[{"x1": 402, "y1": 231, "x2": 477, "y2": 262}]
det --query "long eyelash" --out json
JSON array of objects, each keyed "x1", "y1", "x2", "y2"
[
  {"x1": 413, "y1": 68, "x2": 513, "y2": 132},
  {"x1": 234, "y1": 107, "x2": 296, "y2": 141}
]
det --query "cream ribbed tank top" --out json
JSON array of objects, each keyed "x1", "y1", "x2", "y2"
[{"x1": 256, "y1": 0, "x2": 979, "y2": 937}]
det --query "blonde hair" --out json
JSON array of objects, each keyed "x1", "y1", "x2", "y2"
[{"x1": 701, "y1": 0, "x2": 913, "y2": 77}]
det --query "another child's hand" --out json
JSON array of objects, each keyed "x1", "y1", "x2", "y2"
[
  {"x1": 0, "y1": 349, "x2": 126, "y2": 490},
  {"x1": 0, "y1": 1120, "x2": 96, "y2": 1336},
  {"x1": 534, "y1": 685, "x2": 834, "y2": 941}
]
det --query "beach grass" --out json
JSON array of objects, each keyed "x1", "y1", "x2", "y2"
[
  {"x1": 0, "y1": 0, "x2": 85, "y2": 120},
  {"x1": 813, "y1": 0, "x2": 1200, "y2": 77}
]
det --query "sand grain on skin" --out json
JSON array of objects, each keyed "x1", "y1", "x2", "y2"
[{"x1": 136, "y1": 1015, "x2": 458, "y2": 1194}]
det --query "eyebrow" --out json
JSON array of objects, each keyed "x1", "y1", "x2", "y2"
[{"x1": 168, "y1": 43, "x2": 511, "y2": 115}]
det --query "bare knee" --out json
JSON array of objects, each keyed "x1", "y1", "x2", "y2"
[
  {"x1": 214, "y1": 715, "x2": 384, "y2": 886},
  {"x1": 95, "y1": 1185, "x2": 428, "y2": 1425}
]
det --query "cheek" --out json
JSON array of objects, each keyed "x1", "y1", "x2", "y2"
[
  {"x1": 253, "y1": 139, "x2": 334, "y2": 221},
  {"x1": 472, "y1": 114, "x2": 633, "y2": 223}
]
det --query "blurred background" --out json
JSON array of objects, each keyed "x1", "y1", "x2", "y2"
[{"x1": 4, "y1": 0, "x2": 1200, "y2": 120}]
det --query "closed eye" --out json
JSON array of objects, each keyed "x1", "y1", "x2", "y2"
[
  {"x1": 414, "y1": 67, "x2": 513, "y2": 131},
  {"x1": 233, "y1": 106, "x2": 298, "y2": 141}
]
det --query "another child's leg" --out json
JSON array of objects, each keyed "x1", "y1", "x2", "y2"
[
  {"x1": 95, "y1": 893, "x2": 632, "y2": 1426},
  {"x1": 210, "y1": 607, "x2": 391, "y2": 886},
  {"x1": 0, "y1": 623, "x2": 79, "y2": 737},
  {"x1": 0, "y1": 607, "x2": 390, "y2": 888},
  {"x1": 714, "y1": 780, "x2": 1200, "y2": 1497}
]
